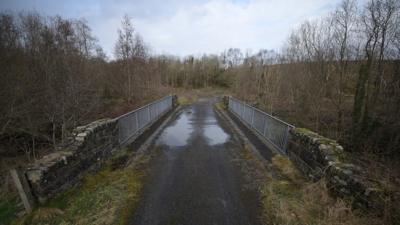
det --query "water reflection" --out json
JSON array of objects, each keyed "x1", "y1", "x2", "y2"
[
  {"x1": 156, "y1": 106, "x2": 230, "y2": 147},
  {"x1": 157, "y1": 112, "x2": 192, "y2": 147},
  {"x1": 202, "y1": 115, "x2": 229, "y2": 146},
  {"x1": 204, "y1": 125, "x2": 229, "y2": 145}
]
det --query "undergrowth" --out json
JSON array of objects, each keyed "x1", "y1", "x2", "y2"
[
  {"x1": 238, "y1": 144, "x2": 384, "y2": 225},
  {"x1": 214, "y1": 102, "x2": 226, "y2": 110},
  {"x1": 11, "y1": 151, "x2": 149, "y2": 225},
  {"x1": 261, "y1": 155, "x2": 383, "y2": 225},
  {"x1": 178, "y1": 96, "x2": 197, "y2": 105},
  {"x1": 0, "y1": 198, "x2": 19, "y2": 225}
]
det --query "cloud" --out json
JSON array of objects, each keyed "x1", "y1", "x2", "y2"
[
  {"x1": 0, "y1": 0, "x2": 342, "y2": 57},
  {"x1": 134, "y1": 0, "x2": 341, "y2": 56}
]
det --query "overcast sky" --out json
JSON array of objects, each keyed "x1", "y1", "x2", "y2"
[{"x1": 1, "y1": 0, "x2": 345, "y2": 57}]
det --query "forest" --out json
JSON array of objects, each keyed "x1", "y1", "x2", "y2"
[{"x1": 0, "y1": 0, "x2": 399, "y2": 176}]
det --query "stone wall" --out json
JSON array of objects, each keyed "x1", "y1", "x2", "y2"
[
  {"x1": 172, "y1": 94, "x2": 178, "y2": 107},
  {"x1": 288, "y1": 128, "x2": 399, "y2": 217},
  {"x1": 22, "y1": 95, "x2": 179, "y2": 204},
  {"x1": 222, "y1": 96, "x2": 398, "y2": 220},
  {"x1": 287, "y1": 128, "x2": 344, "y2": 180},
  {"x1": 25, "y1": 119, "x2": 118, "y2": 203}
]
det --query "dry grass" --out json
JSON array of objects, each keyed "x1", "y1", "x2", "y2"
[
  {"x1": 12, "y1": 151, "x2": 150, "y2": 225},
  {"x1": 178, "y1": 95, "x2": 198, "y2": 105},
  {"x1": 174, "y1": 87, "x2": 228, "y2": 105},
  {"x1": 261, "y1": 154, "x2": 383, "y2": 225},
  {"x1": 349, "y1": 151, "x2": 400, "y2": 193},
  {"x1": 236, "y1": 144, "x2": 384, "y2": 225},
  {"x1": 214, "y1": 101, "x2": 226, "y2": 110}
]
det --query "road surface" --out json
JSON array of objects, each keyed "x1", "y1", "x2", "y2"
[{"x1": 129, "y1": 97, "x2": 262, "y2": 225}]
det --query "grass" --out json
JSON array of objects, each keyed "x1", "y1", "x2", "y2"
[
  {"x1": 214, "y1": 101, "x2": 226, "y2": 110},
  {"x1": 261, "y1": 155, "x2": 383, "y2": 225},
  {"x1": 0, "y1": 171, "x2": 22, "y2": 225},
  {"x1": 177, "y1": 95, "x2": 198, "y2": 105},
  {"x1": 236, "y1": 144, "x2": 383, "y2": 225},
  {"x1": 11, "y1": 151, "x2": 149, "y2": 225},
  {"x1": 174, "y1": 87, "x2": 228, "y2": 106},
  {"x1": 0, "y1": 198, "x2": 19, "y2": 225}
]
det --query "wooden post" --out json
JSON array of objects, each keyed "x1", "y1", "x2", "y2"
[{"x1": 10, "y1": 169, "x2": 35, "y2": 213}]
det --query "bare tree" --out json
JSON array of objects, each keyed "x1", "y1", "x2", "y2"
[
  {"x1": 114, "y1": 15, "x2": 149, "y2": 102},
  {"x1": 330, "y1": 0, "x2": 357, "y2": 135},
  {"x1": 353, "y1": 0, "x2": 399, "y2": 145}
]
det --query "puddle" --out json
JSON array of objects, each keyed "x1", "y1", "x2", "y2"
[
  {"x1": 157, "y1": 112, "x2": 192, "y2": 147},
  {"x1": 204, "y1": 125, "x2": 229, "y2": 145},
  {"x1": 203, "y1": 116, "x2": 229, "y2": 146},
  {"x1": 156, "y1": 107, "x2": 229, "y2": 147}
]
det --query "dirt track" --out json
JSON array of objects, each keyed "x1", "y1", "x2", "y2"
[{"x1": 129, "y1": 97, "x2": 263, "y2": 225}]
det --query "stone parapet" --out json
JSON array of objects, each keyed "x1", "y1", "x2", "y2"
[
  {"x1": 25, "y1": 119, "x2": 118, "y2": 203},
  {"x1": 288, "y1": 128, "x2": 399, "y2": 218}
]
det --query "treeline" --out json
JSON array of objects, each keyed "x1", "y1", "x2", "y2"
[
  {"x1": 154, "y1": 48, "x2": 250, "y2": 89},
  {"x1": 0, "y1": 13, "x2": 166, "y2": 159},
  {"x1": 158, "y1": 0, "x2": 400, "y2": 157},
  {"x1": 1, "y1": 0, "x2": 399, "y2": 160},
  {"x1": 234, "y1": 0, "x2": 400, "y2": 156}
]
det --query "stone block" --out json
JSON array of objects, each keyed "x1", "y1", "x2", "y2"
[
  {"x1": 287, "y1": 127, "x2": 399, "y2": 217},
  {"x1": 24, "y1": 118, "x2": 119, "y2": 202}
]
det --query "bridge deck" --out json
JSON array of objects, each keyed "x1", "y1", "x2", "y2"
[{"x1": 129, "y1": 97, "x2": 263, "y2": 225}]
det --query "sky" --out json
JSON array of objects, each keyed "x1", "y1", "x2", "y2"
[{"x1": 0, "y1": 0, "x2": 344, "y2": 58}]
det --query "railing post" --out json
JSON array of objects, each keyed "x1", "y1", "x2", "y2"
[
  {"x1": 242, "y1": 103, "x2": 245, "y2": 120},
  {"x1": 147, "y1": 105, "x2": 151, "y2": 122},
  {"x1": 117, "y1": 95, "x2": 175, "y2": 146},
  {"x1": 226, "y1": 96, "x2": 294, "y2": 154},
  {"x1": 282, "y1": 126, "x2": 290, "y2": 154},
  {"x1": 251, "y1": 108, "x2": 255, "y2": 128},
  {"x1": 135, "y1": 112, "x2": 139, "y2": 133},
  {"x1": 263, "y1": 117, "x2": 268, "y2": 136}
]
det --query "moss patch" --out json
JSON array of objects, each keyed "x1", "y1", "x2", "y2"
[
  {"x1": 0, "y1": 198, "x2": 19, "y2": 225},
  {"x1": 214, "y1": 102, "x2": 226, "y2": 110},
  {"x1": 295, "y1": 128, "x2": 338, "y2": 145},
  {"x1": 295, "y1": 127, "x2": 315, "y2": 135}
]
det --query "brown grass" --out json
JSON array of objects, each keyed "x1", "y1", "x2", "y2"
[
  {"x1": 12, "y1": 150, "x2": 150, "y2": 225},
  {"x1": 261, "y1": 155, "x2": 384, "y2": 225},
  {"x1": 237, "y1": 144, "x2": 384, "y2": 225}
]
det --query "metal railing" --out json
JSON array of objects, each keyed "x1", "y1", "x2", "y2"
[
  {"x1": 228, "y1": 96, "x2": 294, "y2": 154},
  {"x1": 116, "y1": 95, "x2": 173, "y2": 145}
]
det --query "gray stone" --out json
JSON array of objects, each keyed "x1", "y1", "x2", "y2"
[
  {"x1": 24, "y1": 118, "x2": 119, "y2": 202},
  {"x1": 339, "y1": 188, "x2": 350, "y2": 195},
  {"x1": 319, "y1": 144, "x2": 328, "y2": 150},
  {"x1": 365, "y1": 187, "x2": 380, "y2": 196},
  {"x1": 77, "y1": 132, "x2": 87, "y2": 137},
  {"x1": 287, "y1": 127, "x2": 400, "y2": 217},
  {"x1": 75, "y1": 136, "x2": 85, "y2": 142},
  {"x1": 25, "y1": 169, "x2": 43, "y2": 183},
  {"x1": 342, "y1": 169, "x2": 353, "y2": 176}
]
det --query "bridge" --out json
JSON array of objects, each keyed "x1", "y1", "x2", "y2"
[{"x1": 10, "y1": 95, "x2": 398, "y2": 225}]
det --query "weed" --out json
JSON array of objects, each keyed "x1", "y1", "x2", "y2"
[
  {"x1": 214, "y1": 102, "x2": 226, "y2": 110},
  {"x1": 13, "y1": 156, "x2": 147, "y2": 225},
  {"x1": 0, "y1": 198, "x2": 19, "y2": 225},
  {"x1": 178, "y1": 96, "x2": 197, "y2": 105},
  {"x1": 237, "y1": 144, "x2": 383, "y2": 225},
  {"x1": 261, "y1": 154, "x2": 383, "y2": 225}
]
